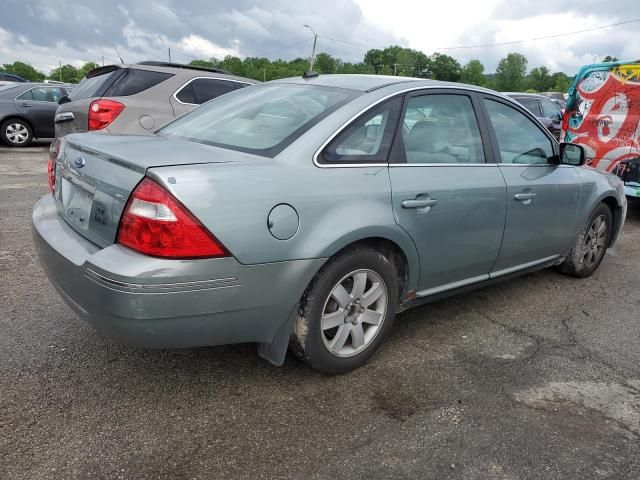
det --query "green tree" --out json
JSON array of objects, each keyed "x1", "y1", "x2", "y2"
[
  {"x1": 494, "y1": 53, "x2": 528, "y2": 91},
  {"x1": 78, "y1": 62, "x2": 99, "y2": 80},
  {"x1": 48, "y1": 64, "x2": 79, "y2": 83},
  {"x1": 314, "y1": 53, "x2": 337, "y2": 74},
  {"x1": 1, "y1": 61, "x2": 45, "y2": 81},
  {"x1": 429, "y1": 53, "x2": 461, "y2": 81},
  {"x1": 460, "y1": 59, "x2": 486, "y2": 86},
  {"x1": 527, "y1": 66, "x2": 552, "y2": 92},
  {"x1": 602, "y1": 55, "x2": 619, "y2": 62},
  {"x1": 550, "y1": 72, "x2": 571, "y2": 93}
]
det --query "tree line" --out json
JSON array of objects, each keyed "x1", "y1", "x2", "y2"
[{"x1": 2, "y1": 49, "x2": 620, "y2": 92}]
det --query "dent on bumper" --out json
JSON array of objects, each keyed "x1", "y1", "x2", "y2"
[{"x1": 32, "y1": 194, "x2": 325, "y2": 349}]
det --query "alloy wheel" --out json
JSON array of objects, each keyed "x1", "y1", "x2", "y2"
[
  {"x1": 5, "y1": 123, "x2": 29, "y2": 144},
  {"x1": 321, "y1": 269, "x2": 388, "y2": 358},
  {"x1": 583, "y1": 214, "x2": 607, "y2": 268}
]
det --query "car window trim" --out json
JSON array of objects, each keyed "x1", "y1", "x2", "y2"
[
  {"x1": 477, "y1": 94, "x2": 560, "y2": 167},
  {"x1": 14, "y1": 86, "x2": 62, "y2": 104},
  {"x1": 313, "y1": 85, "x2": 515, "y2": 169},
  {"x1": 173, "y1": 76, "x2": 253, "y2": 106}
]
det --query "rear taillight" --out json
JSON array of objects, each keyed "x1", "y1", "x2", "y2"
[
  {"x1": 116, "y1": 178, "x2": 229, "y2": 259},
  {"x1": 88, "y1": 99, "x2": 124, "y2": 131},
  {"x1": 47, "y1": 139, "x2": 60, "y2": 193}
]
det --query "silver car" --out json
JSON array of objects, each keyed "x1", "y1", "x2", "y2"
[
  {"x1": 54, "y1": 61, "x2": 255, "y2": 138},
  {"x1": 33, "y1": 75, "x2": 627, "y2": 373}
]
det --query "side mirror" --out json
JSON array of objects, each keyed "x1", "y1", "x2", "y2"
[
  {"x1": 560, "y1": 143, "x2": 586, "y2": 166},
  {"x1": 58, "y1": 95, "x2": 70, "y2": 105}
]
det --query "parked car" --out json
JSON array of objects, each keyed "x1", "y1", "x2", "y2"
[
  {"x1": 561, "y1": 59, "x2": 640, "y2": 173},
  {"x1": 0, "y1": 83, "x2": 71, "y2": 146},
  {"x1": 0, "y1": 72, "x2": 29, "y2": 85},
  {"x1": 506, "y1": 92, "x2": 563, "y2": 139},
  {"x1": 34, "y1": 75, "x2": 627, "y2": 373},
  {"x1": 612, "y1": 158, "x2": 640, "y2": 198},
  {"x1": 54, "y1": 61, "x2": 256, "y2": 139}
]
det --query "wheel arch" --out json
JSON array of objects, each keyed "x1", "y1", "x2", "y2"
[
  {"x1": 0, "y1": 115, "x2": 35, "y2": 138},
  {"x1": 599, "y1": 195, "x2": 623, "y2": 247},
  {"x1": 315, "y1": 227, "x2": 420, "y2": 303}
]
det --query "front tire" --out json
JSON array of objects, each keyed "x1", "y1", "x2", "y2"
[
  {"x1": 560, "y1": 203, "x2": 612, "y2": 277},
  {"x1": 1, "y1": 119, "x2": 33, "y2": 147},
  {"x1": 291, "y1": 247, "x2": 398, "y2": 374}
]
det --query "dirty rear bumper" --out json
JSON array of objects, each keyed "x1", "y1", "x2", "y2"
[{"x1": 32, "y1": 194, "x2": 324, "y2": 353}]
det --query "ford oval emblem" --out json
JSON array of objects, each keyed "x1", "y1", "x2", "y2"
[{"x1": 73, "y1": 156, "x2": 86, "y2": 169}]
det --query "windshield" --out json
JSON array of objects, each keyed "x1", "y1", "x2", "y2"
[{"x1": 159, "y1": 83, "x2": 358, "y2": 156}]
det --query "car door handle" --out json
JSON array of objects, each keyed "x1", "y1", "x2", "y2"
[
  {"x1": 19, "y1": 102, "x2": 31, "y2": 107},
  {"x1": 514, "y1": 193, "x2": 538, "y2": 202},
  {"x1": 55, "y1": 112, "x2": 75, "y2": 123},
  {"x1": 401, "y1": 198, "x2": 438, "y2": 209}
]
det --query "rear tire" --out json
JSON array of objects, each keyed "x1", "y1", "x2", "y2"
[
  {"x1": 560, "y1": 203, "x2": 612, "y2": 277},
  {"x1": 291, "y1": 246, "x2": 398, "y2": 374},
  {"x1": 1, "y1": 119, "x2": 33, "y2": 147}
]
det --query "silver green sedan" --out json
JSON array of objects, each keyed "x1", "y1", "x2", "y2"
[{"x1": 33, "y1": 75, "x2": 627, "y2": 373}]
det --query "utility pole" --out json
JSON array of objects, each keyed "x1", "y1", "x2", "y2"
[
  {"x1": 102, "y1": 55, "x2": 104, "y2": 66},
  {"x1": 263, "y1": 68, "x2": 266, "y2": 82},
  {"x1": 304, "y1": 24, "x2": 318, "y2": 71},
  {"x1": 59, "y1": 60, "x2": 62, "y2": 82},
  {"x1": 168, "y1": 48, "x2": 172, "y2": 63},
  {"x1": 393, "y1": 63, "x2": 397, "y2": 76}
]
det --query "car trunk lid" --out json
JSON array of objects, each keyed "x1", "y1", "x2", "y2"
[{"x1": 54, "y1": 133, "x2": 256, "y2": 247}]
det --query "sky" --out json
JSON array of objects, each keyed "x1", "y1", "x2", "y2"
[{"x1": 0, "y1": 0, "x2": 638, "y2": 75}]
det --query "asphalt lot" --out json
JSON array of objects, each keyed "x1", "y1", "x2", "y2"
[{"x1": 1, "y1": 143, "x2": 639, "y2": 480}]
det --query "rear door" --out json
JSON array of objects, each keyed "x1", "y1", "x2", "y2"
[
  {"x1": 14, "y1": 86, "x2": 63, "y2": 137},
  {"x1": 480, "y1": 96, "x2": 581, "y2": 273},
  {"x1": 170, "y1": 78, "x2": 239, "y2": 117},
  {"x1": 388, "y1": 90, "x2": 507, "y2": 295}
]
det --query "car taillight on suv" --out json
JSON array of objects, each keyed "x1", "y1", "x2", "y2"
[
  {"x1": 116, "y1": 178, "x2": 229, "y2": 259},
  {"x1": 88, "y1": 99, "x2": 125, "y2": 131},
  {"x1": 47, "y1": 139, "x2": 60, "y2": 193}
]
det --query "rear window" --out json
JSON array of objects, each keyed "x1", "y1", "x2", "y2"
[
  {"x1": 104, "y1": 69, "x2": 173, "y2": 97},
  {"x1": 70, "y1": 69, "x2": 120, "y2": 100},
  {"x1": 159, "y1": 84, "x2": 357, "y2": 157}
]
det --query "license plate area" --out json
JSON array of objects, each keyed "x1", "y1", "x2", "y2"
[{"x1": 59, "y1": 171, "x2": 95, "y2": 231}]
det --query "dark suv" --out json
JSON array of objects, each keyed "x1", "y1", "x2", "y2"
[
  {"x1": 54, "y1": 61, "x2": 256, "y2": 139},
  {"x1": 505, "y1": 92, "x2": 563, "y2": 139}
]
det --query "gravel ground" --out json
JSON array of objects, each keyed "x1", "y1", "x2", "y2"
[{"x1": 1, "y1": 144, "x2": 639, "y2": 480}]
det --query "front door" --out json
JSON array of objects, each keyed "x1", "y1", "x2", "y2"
[
  {"x1": 480, "y1": 96, "x2": 581, "y2": 274},
  {"x1": 14, "y1": 86, "x2": 63, "y2": 138},
  {"x1": 389, "y1": 91, "x2": 507, "y2": 295}
]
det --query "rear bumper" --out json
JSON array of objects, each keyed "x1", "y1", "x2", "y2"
[{"x1": 32, "y1": 194, "x2": 324, "y2": 349}]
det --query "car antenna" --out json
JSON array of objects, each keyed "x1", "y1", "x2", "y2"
[{"x1": 112, "y1": 43, "x2": 125, "y2": 64}]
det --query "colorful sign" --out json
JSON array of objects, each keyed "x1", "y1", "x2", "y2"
[{"x1": 561, "y1": 61, "x2": 640, "y2": 172}]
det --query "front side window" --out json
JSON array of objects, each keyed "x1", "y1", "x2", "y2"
[
  {"x1": 160, "y1": 84, "x2": 357, "y2": 157},
  {"x1": 516, "y1": 97, "x2": 541, "y2": 116},
  {"x1": 540, "y1": 98, "x2": 562, "y2": 120},
  {"x1": 18, "y1": 87, "x2": 62, "y2": 102},
  {"x1": 320, "y1": 97, "x2": 402, "y2": 164},
  {"x1": 401, "y1": 94, "x2": 485, "y2": 164},
  {"x1": 484, "y1": 99, "x2": 554, "y2": 165}
]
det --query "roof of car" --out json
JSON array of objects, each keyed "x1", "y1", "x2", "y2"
[
  {"x1": 86, "y1": 62, "x2": 257, "y2": 84},
  {"x1": 503, "y1": 92, "x2": 547, "y2": 98},
  {"x1": 270, "y1": 74, "x2": 499, "y2": 93}
]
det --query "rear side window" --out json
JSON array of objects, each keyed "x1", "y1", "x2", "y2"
[
  {"x1": 175, "y1": 78, "x2": 236, "y2": 105},
  {"x1": 104, "y1": 69, "x2": 172, "y2": 97},
  {"x1": 516, "y1": 97, "x2": 541, "y2": 116},
  {"x1": 320, "y1": 97, "x2": 402, "y2": 164}
]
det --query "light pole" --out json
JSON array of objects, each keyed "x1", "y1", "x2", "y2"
[{"x1": 304, "y1": 24, "x2": 318, "y2": 72}]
